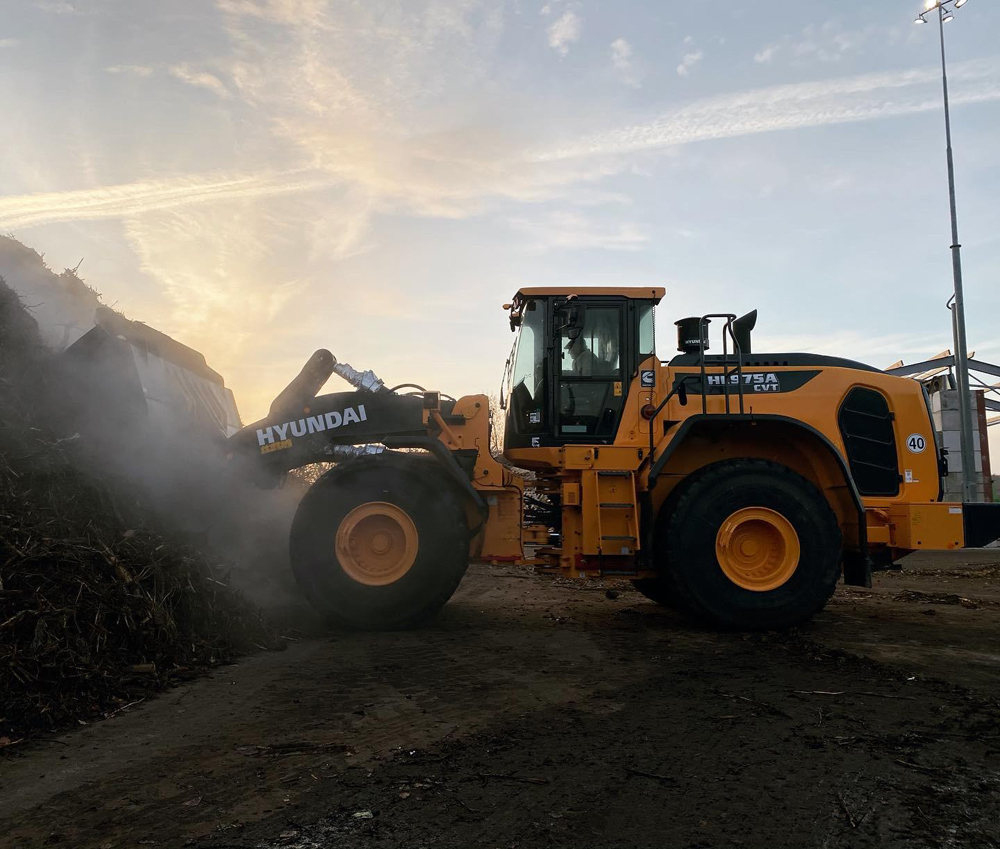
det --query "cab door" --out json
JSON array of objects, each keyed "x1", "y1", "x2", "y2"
[{"x1": 554, "y1": 302, "x2": 626, "y2": 443}]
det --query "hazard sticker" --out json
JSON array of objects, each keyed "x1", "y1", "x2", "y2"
[{"x1": 906, "y1": 434, "x2": 927, "y2": 454}]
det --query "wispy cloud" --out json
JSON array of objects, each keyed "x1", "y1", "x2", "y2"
[
  {"x1": 755, "y1": 21, "x2": 903, "y2": 67},
  {"x1": 169, "y1": 64, "x2": 231, "y2": 98},
  {"x1": 754, "y1": 44, "x2": 778, "y2": 64},
  {"x1": 538, "y1": 58, "x2": 1000, "y2": 161},
  {"x1": 34, "y1": 1, "x2": 86, "y2": 14},
  {"x1": 610, "y1": 37, "x2": 641, "y2": 88},
  {"x1": 677, "y1": 49, "x2": 702, "y2": 77},
  {"x1": 509, "y1": 210, "x2": 647, "y2": 251},
  {"x1": 106, "y1": 64, "x2": 154, "y2": 76},
  {"x1": 548, "y1": 10, "x2": 581, "y2": 57},
  {"x1": 11, "y1": 57, "x2": 1000, "y2": 233},
  {"x1": 0, "y1": 170, "x2": 335, "y2": 229},
  {"x1": 0, "y1": 38, "x2": 20, "y2": 48},
  {"x1": 677, "y1": 37, "x2": 702, "y2": 77}
]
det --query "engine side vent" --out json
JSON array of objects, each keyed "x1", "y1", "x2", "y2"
[{"x1": 838, "y1": 387, "x2": 900, "y2": 497}]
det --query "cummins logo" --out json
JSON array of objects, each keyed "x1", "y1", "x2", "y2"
[
  {"x1": 257, "y1": 404, "x2": 368, "y2": 446},
  {"x1": 707, "y1": 372, "x2": 780, "y2": 392}
]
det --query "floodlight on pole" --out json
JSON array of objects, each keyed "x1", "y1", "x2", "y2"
[{"x1": 913, "y1": 0, "x2": 979, "y2": 502}]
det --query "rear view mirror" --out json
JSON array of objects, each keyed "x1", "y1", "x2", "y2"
[{"x1": 554, "y1": 302, "x2": 586, "y2": 335}]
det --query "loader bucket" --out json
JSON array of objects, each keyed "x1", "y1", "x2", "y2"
[{"x1": 61, "y1": 307, "x2": 241, "y2": 442}]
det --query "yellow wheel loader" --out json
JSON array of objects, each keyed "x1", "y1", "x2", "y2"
[{"x1": 230, "y1": 287, "x2": 1000, "y2": 630}]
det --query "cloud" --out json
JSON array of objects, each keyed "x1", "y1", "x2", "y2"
[
  {"x1": 169, "y1": 64, "x2": 231, "y2": 98},
  {"x1": 206, "y1": 0, "x2": 618, "y2": 218},
  {"x1": 548, "y1": 10, "x2": 581, "y2": 57},
  {"x1": 610, "y1": 37, "x2": 632, "y2": 69},
  {"x1": 0, "y1": 170, "x2": 335, "y2": 229},
  {"x1": 508, "y1": 210, "x2": 647, "y2": 251},
  {"x1": 754, "y1": 44, "x2": 778, "y2": 64},
  {"x1": 677, "y1": 49, "x2": 702, "y2": 77},
  {"x1": 538, "y1": 58, "x2": 1000, "y2": 161},
  {"x1": 610, "y1": 37, "x2": 641, "y2": 88},
  {"x1": 106, "y1": 64, "x2": 154, "y2": 76},
  {"x1": 0, "y1": 39, "x2": 20, "y2": 48},
  {"x1": 34, "y1": 1, "x2": 81, "y2": 13},
  {"x1": 11, "y1": 54, "x2": 1000, "y2": 236},
  {"x1": 758, "y1": 21, "x2": 902, "y2": 66}
]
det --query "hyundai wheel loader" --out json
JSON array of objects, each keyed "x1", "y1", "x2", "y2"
[{"x1": 229, "y1": 287, "x2": 1000, "y2": 630}]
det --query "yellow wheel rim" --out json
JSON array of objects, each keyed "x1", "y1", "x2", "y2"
[
  {"x1": 715, "y1": 507, "x2": 800, "y2": 592},
  {"x1": 336, "y1": 502, "x2": 418, "y2": 586}
]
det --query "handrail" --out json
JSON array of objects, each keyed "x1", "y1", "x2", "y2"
[{"x1": 697, "y1": 313, "x2": 745, "y2": 415}]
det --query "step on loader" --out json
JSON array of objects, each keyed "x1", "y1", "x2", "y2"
[{"x1": 228, "y1": 287, "x2": 1000, "y2": 630}]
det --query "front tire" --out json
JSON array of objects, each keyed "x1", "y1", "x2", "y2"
[
  {"x1": 659, "y1": 459, "x2": 842, "y2": 630},
  {"x1": 290, "y1": 455, "x2": 470, "y2": 629}
]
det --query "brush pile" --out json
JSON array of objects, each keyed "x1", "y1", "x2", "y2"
[{"x1": 0, "y1": 277, "x2": 273, "y2": 740}]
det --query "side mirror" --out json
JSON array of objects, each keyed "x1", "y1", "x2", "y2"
[{"x1": 555, "y1": 302, "x2": 586, "y2": 333}]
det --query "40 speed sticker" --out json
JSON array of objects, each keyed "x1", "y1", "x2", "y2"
[{"x1": 906, "y1": 433, "x2": 927, "y2": 454}]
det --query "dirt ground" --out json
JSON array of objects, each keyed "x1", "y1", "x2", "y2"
[{"x1": 2, "y1": 550, "x2": 1000, "y2": 849}]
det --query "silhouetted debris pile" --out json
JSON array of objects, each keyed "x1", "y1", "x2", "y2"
[{"x1": 0, "y1": 277, "x2": 273, "y2": 738}]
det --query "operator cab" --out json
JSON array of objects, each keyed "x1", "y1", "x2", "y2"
[{"x1": 502, "y1": 287, "x2": 664, "y2": 450}]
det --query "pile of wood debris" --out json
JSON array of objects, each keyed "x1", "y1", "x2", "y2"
[{"x1": 0, "y1": 276, "x2": 274, "y2": 740}]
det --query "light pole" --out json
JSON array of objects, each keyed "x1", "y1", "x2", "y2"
[{"x1": 914, "y1": 0, "x2": 978, "y2": 503}]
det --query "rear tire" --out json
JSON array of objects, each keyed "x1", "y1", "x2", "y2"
[
  {"x1": 659, "y1": 459, "x2": 842, "y2": 630},
  {"x1": 290, "y1": 454, "x2": 470, "y2": 629}
]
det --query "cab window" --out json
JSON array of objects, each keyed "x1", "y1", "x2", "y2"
[
  {"x1": 638, "y1": 304, "x2": 655, "y2": 357},
  {"x1": 505, "y1": 301, "x2": 546, "y2": 441}
]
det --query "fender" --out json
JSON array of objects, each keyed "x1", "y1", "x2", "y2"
[
  {"x1": 382, "y1": 435, "x2": 488, "y2": 519},
  {"x1": 648, "y1": 413, "x2": 870, "y2": 585}
]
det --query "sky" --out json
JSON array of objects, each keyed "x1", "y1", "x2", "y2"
[{"x1": 0, "y1": 0, "x2": 998, "y2": 450}]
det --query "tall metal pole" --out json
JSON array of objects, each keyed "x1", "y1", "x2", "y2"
[{"x1": 936, "y1": 3, "x2": 978, "y2": 502}]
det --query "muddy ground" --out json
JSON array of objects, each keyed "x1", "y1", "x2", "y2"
[{"x1": 2, "y1": 550, "x2": 999, "y2": 849}]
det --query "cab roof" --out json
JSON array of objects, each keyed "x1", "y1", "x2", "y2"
[{"x1": 513, "y1": 286, "x2": 664, "y2": 303}]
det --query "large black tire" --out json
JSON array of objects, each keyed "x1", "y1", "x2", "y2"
[
  {"x1": 631, "y1": 478, "x2": 691, "y2": 610},
  {"x1": 290, "y1": 454, "x2": 470, "y2": 630},
  {"x1": 658, "y1": 459, "x2": 842, "y2": 630}
]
